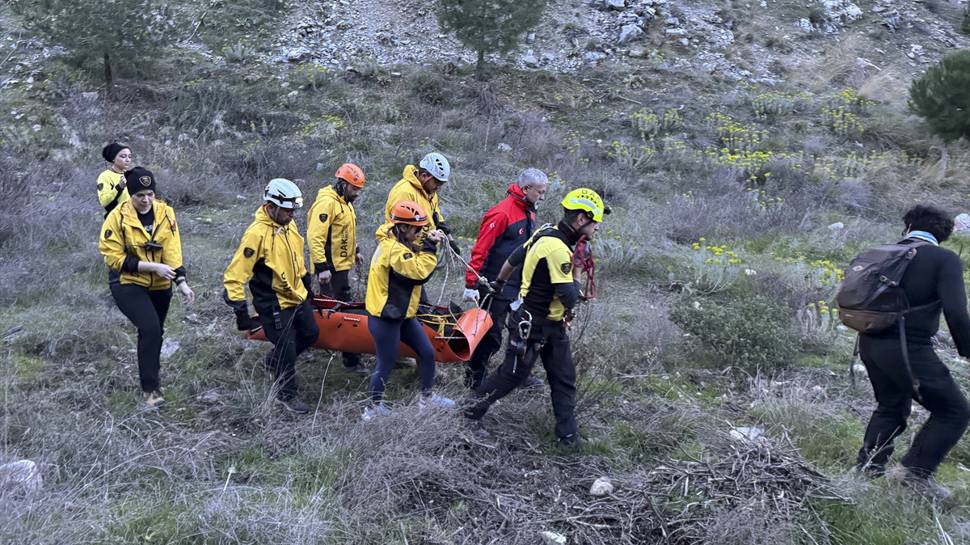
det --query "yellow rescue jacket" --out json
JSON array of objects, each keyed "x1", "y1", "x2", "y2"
[
  {"x1": 98, "y1": 199, "x2": 184, "y2": 290},
  {"x1": 96, "y1": 169, "x2": 129, "y2": 213},
  {"x1": 384, "y1": 165, "x2": 444, "y2": 242},
  {"x1": 223, "y1": 206, "x2": 310, "y2": 311},
  {"x1": 520, "y1": 230, "x2": 576, "y2": 322},
  {"x1": 365, "y1": 222, "x2": 438, "y2": 319},
  {"x1": 306, "y1": 185, "x2": 358, "y2": 273}
]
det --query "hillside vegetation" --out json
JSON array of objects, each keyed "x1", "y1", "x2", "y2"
[{"x1": 3, "y1": 1, "x2": 970, "y2": 543}]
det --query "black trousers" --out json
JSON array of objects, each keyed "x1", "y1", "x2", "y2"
[
  {"x1": 319, "y1": 269, "x2": 360, "y2": 367},
  {"x1": 471, "y1": 317, "x2": 577, "y2": 440},
  {"x1": 110, "y1": 283, "x2": 172, "y2": 393},
  {"x1": 466, "y1": 291, "x2": 513, "y2": 388},
  {"x1": 257, "y1": 300, "x2": 320, "y2": 399},
  {"x1": 857, "y1": 335, "x2": 970, "y2": 477}
]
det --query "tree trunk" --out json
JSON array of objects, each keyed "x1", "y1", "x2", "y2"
[
  {"x1": 475, "y1": 48, "x2": 486, "y2": 80},
  {"x1": 103, "y1": 51, "x2": 113, "y2": 89}
]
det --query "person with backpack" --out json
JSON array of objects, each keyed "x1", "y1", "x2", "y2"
[
  {"x1": 306, "y1": 163, "x2": 367, "y2": 375},
  {"x1": 461, "y1": 168, "x2": 548, "y2": 390},
  {"x1": 840, "y1": 204, "x2": 970, "y2": 500}
]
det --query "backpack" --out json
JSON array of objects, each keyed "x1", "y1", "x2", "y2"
[
  {"x1": 836, "y1": 241, "x2": 932, "y2": 333},
  {"x1": 836, "y1": 240, "x2": 937, "y2": 400}
]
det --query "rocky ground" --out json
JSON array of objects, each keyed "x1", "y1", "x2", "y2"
[{"x1": 272, "y1": 0, "x2": 969, "y2": 83}]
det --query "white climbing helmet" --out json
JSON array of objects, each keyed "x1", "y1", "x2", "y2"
[
  {"x1": 419, "y1": 152, "x2": 451, "y2": 183},
  {"x1": 263, "y1": 178, "x2": 304, "y2": 209}
]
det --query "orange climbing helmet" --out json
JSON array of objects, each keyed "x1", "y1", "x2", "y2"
[
  {"x1": 335, "y1": 163, "x2": 365, "y2": 188},
  {"x1": 389, "y1": 200, "x2": 429, "y2": 226}
]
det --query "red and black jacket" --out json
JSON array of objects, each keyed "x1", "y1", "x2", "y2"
[{"x1": 466, "y1": 184, "x2": 535, "y2": 292}]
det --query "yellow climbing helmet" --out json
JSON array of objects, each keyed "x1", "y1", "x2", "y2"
[{"x1": 561, "y1": 187, "x2": 608, "y2": 222}]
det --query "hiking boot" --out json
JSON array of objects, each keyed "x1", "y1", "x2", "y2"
[
  {"x1": 464, "y1": 368, "x2": 486, "y2": 390},
  {"x1": 886, "y1": 465, "x2": 952, "y2": 502},
  {"x1": 276, "y1": 395, "x2": 310, "y2": 415},
  {"x1": 418, "y1": 392, "x2": 456, "y2": 411},
  {"x1": 143, "y1": 390, "x2": 166, "y2": 409},
  {"x1": 362, "y1": 402, "x2": 393, "y2": 421},
  {"x1": 522, "y1": 375, "x2": 545, "y2": 390},
  {"x1": 462, "y1": 399, "x2": 489, "y2": 420}
]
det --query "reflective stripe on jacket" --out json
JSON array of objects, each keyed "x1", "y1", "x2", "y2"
[{"x1": 224, "y1": 206, "x2": 309, "y2": 311}]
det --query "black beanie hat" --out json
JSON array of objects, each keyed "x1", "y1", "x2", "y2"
[
  {"x1": 125, "y1": 166, "x2": 156, "y2": 196},
  {"x1": 102, "y1": 142, "x2": 129, "y2": 163}
]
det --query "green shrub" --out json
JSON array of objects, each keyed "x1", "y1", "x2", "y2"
[
  {"x1": 11, "y1": 0, "x2": 176, "y2": 86},
  {"x1": 669, "y1": 295, "x2": 796, "y2": 372},
  {"x1": 909, "y1": 49, "x2": 970, "y2": 142},
  {"x1": 437, "y1": 0, "x2": 547, "y2": 78}
]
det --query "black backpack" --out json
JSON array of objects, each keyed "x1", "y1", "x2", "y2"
[
  {"x1": 836, "y1": 240, "x2": 937, "y2": 399},
  {"x1": 836, "y1": 241, "x2": 930, "y2": 333}
]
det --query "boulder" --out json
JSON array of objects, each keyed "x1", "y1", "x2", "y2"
[
  {"x1": 590, "y1": 476, "x2": 614, "y2": 496},
  {"x1": 618, "y1": 24, "x2": 644, "y2": 44},
  {"x1": 604, "y1": 0, "x2": 625, "y2": 10}
]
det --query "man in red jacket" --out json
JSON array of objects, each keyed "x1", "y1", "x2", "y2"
[{"x1": 463, "y1": 168, "x2": 548, "y2": 389}]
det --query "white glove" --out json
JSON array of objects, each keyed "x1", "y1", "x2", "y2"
[{"x1": 462, "y1": 288, "x2": 480, "y2": 302}]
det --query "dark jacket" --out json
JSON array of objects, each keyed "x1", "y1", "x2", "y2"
[{"x1": 867, "y1": 239, "x2": 970, "y2": 357}]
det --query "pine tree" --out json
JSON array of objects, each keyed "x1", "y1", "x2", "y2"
[
  {"x1": 909, "y1": 50, "x2": 970, "y2": 142},
  {"x1": 437, "y1": 0, "x2": 547, "y2": 78},
  {"x1": 11, "y1": 0, "x2": 176, "y2": 88}
]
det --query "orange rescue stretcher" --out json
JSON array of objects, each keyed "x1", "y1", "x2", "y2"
[{"x1": 245, "y1": 297, "x2": 494, "y2": 363}]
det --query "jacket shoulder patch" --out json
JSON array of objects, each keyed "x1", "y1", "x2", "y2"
[
  {"x1": 244, "y1": 247, "x2": 255, "y2": 258},
  {"x1": 560, "y1": 262, "x2": 573, "y2": 274},
  {"x1": 319, "y1": 213, "x2": 328, "y2": 222},
  {"x1": 402, "y1": 252, "x2": 413, "y2": 260},
  {"x1": 97, "y1": 183, "x2": 103, "y2": 191},
  {"x1": 104, "y1": 229, "x2": 112, "y2": 239}
]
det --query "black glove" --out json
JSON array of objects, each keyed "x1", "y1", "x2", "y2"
[
  {"x1": 301, "y1": 273, "x2": 313, "y2": 295},
  {"x1": 434, "y1": 213, "x2": 451, "y2": 235},
  {"x1": 421, "y1": 237, "x2": 439, "y2": 253},
  {"x1": 488, "y1": 278, "x2": 506, "y2": 294},
  {"x1": 235, "y1": 310, "x2": 260, "y2": 332},
  {"x1": 448, "y1": 238, "x2": 462, "y2": 256}
]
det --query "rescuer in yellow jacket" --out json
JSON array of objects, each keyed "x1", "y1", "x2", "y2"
[
  {"x1": 306, "y1": 162, "x2": 366, "y2": 373},
  {"x1": 98, "y1": 167, "x2": 195, "y2": 409},
  {"x1": 465, "y1": 188, "x2": 609, "y2": 448},
  {"x1": 97, "y1": 142, "x2": 133, "y2": 217},
  {"x1": 361, "y1": 200, "x2": 455, "y2": 420},
  {"x1": 384, "y1": 152, "x2": 462, "y2": 255},
  {"x1": 223, "y1": 178, "x2": 318, "y2": 415}
]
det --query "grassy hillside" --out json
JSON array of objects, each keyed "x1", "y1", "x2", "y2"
[{"x1": 4, "y1": 1, "x2": 970, "y2": 543}]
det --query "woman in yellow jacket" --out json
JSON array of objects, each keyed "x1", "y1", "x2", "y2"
[
  {"x1": 97, "y1": 142, "x2": 133, "y2": 217},
  {"x1": 362, "y1": 200, "x2": 455, "y2": 420},
  {"x1": 99, "y1": 167, "x2": 195, "y2": 408}
]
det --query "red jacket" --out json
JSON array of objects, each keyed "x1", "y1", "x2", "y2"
[{"x1": 466, "y1": 184, "x2": 535, "y2": 289}]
